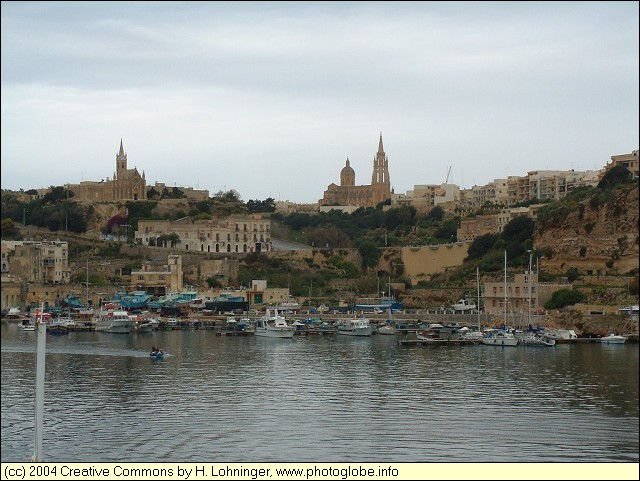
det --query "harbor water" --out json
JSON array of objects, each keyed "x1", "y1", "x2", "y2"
[{"x1": 1, "y1": 322, "x2": 638, "y2": 463}]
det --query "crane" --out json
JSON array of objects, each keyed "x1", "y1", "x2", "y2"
[{"x1": 444, "y1": 166, "x2": 451, "y2": 184}]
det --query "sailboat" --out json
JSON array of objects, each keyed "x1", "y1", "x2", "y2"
[
  {"x1": 482, "y1": 252, "x2": 519, "y2": 346},
  {"x1": 377, "y1": 308, "x2": 397, "y2": 335},
  {"x1": 461, "y1": 267, "x2": 484, "y2": 341}
]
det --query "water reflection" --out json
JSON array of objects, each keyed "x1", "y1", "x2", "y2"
[{"x1": 1, "y1": 323, "x2": 637, "y2": 462}]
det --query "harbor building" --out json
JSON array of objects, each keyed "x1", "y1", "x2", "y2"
[{"x1": 135, "y1": 214, "x2": 272, "y2": 254}]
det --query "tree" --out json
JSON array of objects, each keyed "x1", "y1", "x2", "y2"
[
  {"x1": 357, "y1": 239, "x2": 380, "y2": 270},
  {"x1": 597, "y1": 165, "x2": 633, "y2": 190},
  {"x1": 544, "y1": 289, "x2": 587, "y2": 309},
  {"x1": 467, "y1": 234, "x2": 499, "y2": 260}
]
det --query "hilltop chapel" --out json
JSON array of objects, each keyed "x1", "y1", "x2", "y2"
[
  {"x1": 70, "y1": 140, "x2": 147, "y2": 202},
  {"x1": 319, "y1": 133, "x2": 393, "y2": 209}
]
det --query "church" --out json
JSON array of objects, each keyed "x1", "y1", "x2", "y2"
[
  {"x1": 319, "y1": 134, "x2": 393, "y2": 209},
  {"x1": 70, "y1": 140, "x2": 147, "y2": 202}
]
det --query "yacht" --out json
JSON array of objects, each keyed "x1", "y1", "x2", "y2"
[
  {"x1": 337, "y1": 317, "x2": 374, "y2": 336},
  {"x1": 94, "y1": 303, "x2": 136, "y2": 334},
  {"x1": 254, "y1": 310, "x2": 295, "y2": 338}
]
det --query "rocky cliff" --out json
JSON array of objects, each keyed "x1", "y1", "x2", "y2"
[{"x1": 535, "y1": 183, "x2": 639, "y2": 275}]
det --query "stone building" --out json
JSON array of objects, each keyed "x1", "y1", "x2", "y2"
[
  {"x1": 1, "y1": 240, "x2": 70, "y2": 284},
  {"x1": 320, "y1": 134, "x2": 392, "y2": 209},
  {"x1": 135, "y1": 214, "x2": 272, "y2": 254},
  {"x1": 483, "y1": 271, "x2": 572, "y2": 319},
  {"x1": 70, "y1": 140, "x2": 147, "y2": 202},
  {"x1": 130, "y1": 255, "x2": 183, "y2": 295}
]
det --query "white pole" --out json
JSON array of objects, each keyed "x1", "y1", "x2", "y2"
[
  {"x1": 476, "y1": 267, "x2": 481, "y2": 331},
  {"x1": 528, "y1": 251, "x2": 533, "y2": 328},
  {"x1": 32, "y1": 305, "x2": 47, "y2": 461},
  {"x1": 504, "y1": 251, "x2": 507, "y2": 328}
]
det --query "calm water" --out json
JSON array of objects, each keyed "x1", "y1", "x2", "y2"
[{"x1": 1, "y1": 322, "x2": 638, "y2": 463}]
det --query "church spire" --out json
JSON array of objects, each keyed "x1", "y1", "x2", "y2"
[
  {"x1": 378, "y1": 131, "x2": 384, "y2": 155},
  {"x1": 119, "y1": 138, "x2": 125, "y2": 157},
  {"x1": 116, "y1": 139, "x2": 127, "y2": 179}
]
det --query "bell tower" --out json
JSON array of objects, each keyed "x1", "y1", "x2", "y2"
[{"x1": 115, "y1": 139, "x2": 127, "y2": 180}]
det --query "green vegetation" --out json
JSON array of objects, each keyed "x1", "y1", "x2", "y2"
[{"x1": 544, "y1": 289, "x2": 587, "y2": 309}]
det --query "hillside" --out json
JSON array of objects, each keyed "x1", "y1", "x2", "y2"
[{"x1": 535, "y1": 183, "x2": 639, "y2": 275}]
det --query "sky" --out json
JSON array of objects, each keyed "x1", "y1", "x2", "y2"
[{"x1": 1, "y1": 1, "x2": 638, "y2": 204}]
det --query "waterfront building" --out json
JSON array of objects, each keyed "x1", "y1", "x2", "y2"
[
  {"x1": 319, "y1": 133, "x2": 392, "y2": 209},
  {"x1": 130, "y1": 255, "x2": 183, "y2": 295},
  {"x1": 483, "y1": 271, "x2": 572, "y2": 318},
  {"x1": 1, "y1": 240, "x2": 70, "y2": 284},
  {"x1": 135, "y1": 214, "x2": 271, "y2": 254}
]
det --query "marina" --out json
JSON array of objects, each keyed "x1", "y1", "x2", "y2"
[{"x1": 1, "y1": 320, "x2": 638, "y2": 463}]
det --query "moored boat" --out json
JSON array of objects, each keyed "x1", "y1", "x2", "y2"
[
  {"x1": 94, "y1": 303, "x2": 136, "y2": 334},
  {"x1": 337, "y1": 316, "x2": 374, "y2": 336},
  {"x1": 482, "y1": 330, "x2": 519, "y2": 346},
  {"x1": 600, "y1": 333, "x2": 627, "y2": 344},
  {"x1": 254, "y1": 310, "x2": 295, "y2": 338}
]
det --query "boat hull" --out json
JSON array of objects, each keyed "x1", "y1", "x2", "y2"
[
  {"x1": 600, "y1": 336, "x2": 627, "y2": 344},
  {"x1": 482, "y1": 334, "x2": 519, "y2": 346},
  {"x1": 255, "y1": 328, "x2": 294, "y2": 338},
  {"x1": 95, "y1": 321, "x2": 136, "y2": 334},
  {"x1": 338, "y1": 326, "x2": 375, "y2": 336}
]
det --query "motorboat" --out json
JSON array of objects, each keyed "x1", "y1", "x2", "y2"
[
  {"x1": 542, "y1": 329, "x2": 577, "y2": 341},
  {"x1": 600, "y1": 333, "x2": 627, "y2": 344},
  {"x1": 377, "y1": 324, "x2": 397, "y2": 335},
  {"x1": 254, "y1": 310, "x2": 295, "y2": 338},
  {"x1": 337, "y1": 317, "x2": 374, "y2": 336},
  {"x1": 482, "y1": 330, "x2": 519, "y2": 346},
  {"x1": 451, "y1": 299, "x2": 476, "y2": 312},
  {"x1": 94, "y1": 303, "x2": 136, "y2": 334},
  {"x1": 518, "y1": 332, "x2": 555, "y2": 346}
]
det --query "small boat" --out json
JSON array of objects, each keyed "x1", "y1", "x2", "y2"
[
  {"x1": 377, "y1": 324, "x2": 397, "y2": 335},
  {"x1": 600, "y1": 333, "x2": 627, "y2": 344},
  {"x1": 451, "y1": 299, "x2": 476, "y2": 312},
  {"x1": 482, "y1": 330, "x2": 519, "y2": 346},
  {"x1": 254, "y1": 310, "x2": 295, "y2": 338},
  {"x1": 18, "y1": 316, "x2": 36, "y2": 331},
  {"x1": 150, "y1": 346, "x2": 164, "y2": 359},
  {"x1": 337, "y1": 316, "x2": 374, "y2": 336},
  {"x1": 518, "y1": 332, "x2": 555, "y2": 346}
]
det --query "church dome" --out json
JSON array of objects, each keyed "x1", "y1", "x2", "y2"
[{"x1": 340, "y1": 158, "x2": 355, "y2": 187}]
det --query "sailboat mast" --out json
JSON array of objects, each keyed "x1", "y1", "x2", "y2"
[
  {"x1": 503, "y1": 251, "x2": 507, "y2": 328},
  {"x1": 476, "y1": 267, "x2": 481, "y2": 331}
]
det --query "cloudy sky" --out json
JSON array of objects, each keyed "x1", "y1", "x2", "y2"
[{"x1": 2, "y1": 1, "x2": 638, "y2": 204}]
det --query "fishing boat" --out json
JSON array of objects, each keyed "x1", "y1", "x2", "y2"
[
  {"x1": 204, "y1": 293, "x2": 249, "y2": 313},
  {"x1": 337, "y1": 316, "x2": 374, "y2": 336},
  {"x1": 254, "y1": 309, "x2": 295, "y2": 338},
  {"x1": 112, "y1": 290, "x2": 153, "y2": 311},
  {"x1": 94, "y1": 303, "x2": 136, "y2": 334}
]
